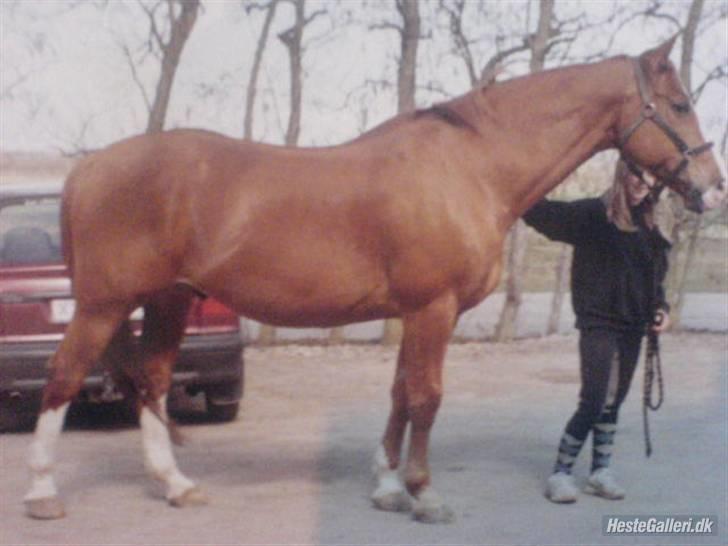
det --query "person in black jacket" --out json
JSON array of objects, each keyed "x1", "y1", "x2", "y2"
[{"x1": 523, "y1": 160, "x2": 671, "y2": 503}]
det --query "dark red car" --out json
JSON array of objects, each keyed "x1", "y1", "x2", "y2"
[{"x1": 0, "y1": 182, "x2": 244, "y2": 430}]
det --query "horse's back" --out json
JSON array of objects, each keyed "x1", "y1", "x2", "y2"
[{"x1": 63, "y1": 126, "x2": 502, "y2": 320}]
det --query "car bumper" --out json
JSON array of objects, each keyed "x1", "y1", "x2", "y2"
[{"x1": 0, "y1": 333, "x2": 244, "y2": 400}]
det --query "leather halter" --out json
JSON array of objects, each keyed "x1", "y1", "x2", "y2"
[{"x1": 617, "y1": 59, "x2": 714, "y2": 205}]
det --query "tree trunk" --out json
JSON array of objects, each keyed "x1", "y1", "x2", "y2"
[
  {"x1": 280, "y1": 0, "x2": 305, "y2": 146},
  {"x1": 241, "y1": 0, "x2": 278, "y2": 343},
  {"x1": 528, "y1": 0, "x2": 554, "y2": 73},
  {"x1": 328, "y1": 327, "x2": 345, "y2": 345},
  {"x1": 545, "y1": 173, "x2": 571, "y2": 336},
  {"x1": 258, "y1": 0, "x2": 307, "y2": 345},
  {"x1": 547, "y1": 244, "x2": 571, "y2": 335},
  {"x1": 670, "y1": 216, "x2": 702, "y2": 330},
  {"x1": 680, "y1": 0, "x2": 703, "y2": 94},
  {"x1": 244, "y1": 0, "x2": 279, "y2": 140},
  {"x1": 494, "y1": 0, "x2": 553, "y2": 342},
  {"x1": 396, "y1": 0, "x2": 420, "y2": 113},
  {"x1": 666, "y1": 0, "x2": 704, "y2": 328},
  {"x1": 146, "y1": 0, "x2": 200, "y2": 134},
  {"x1": 494, "y1": 220, "x2": 528, "y2": 341},
  {"x1": 382, "y1": 0, "x2": 420, "y2": 345}
]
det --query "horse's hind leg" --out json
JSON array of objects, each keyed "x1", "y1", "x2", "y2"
[
  {"x1": 25, "y1": 304, "x2": 128, "y2": 519},
  {"x1": 135, "y1": 288, "x2": 206, "y2": 507},
  {"x1": 373, "y1": 295, "x2": 458, "y2": 523}
]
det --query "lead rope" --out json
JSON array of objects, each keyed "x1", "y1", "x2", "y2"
[{"x1": 642, "y1": 328, "x2": 664, "y2": 457}]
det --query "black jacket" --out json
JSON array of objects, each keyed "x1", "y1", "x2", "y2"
[{"x1": 523, "y1": 198, "x2": 671, "y2": 332}]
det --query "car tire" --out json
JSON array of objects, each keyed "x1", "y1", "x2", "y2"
[
  {"x1": 205, "y1": 398, "x2": 240, "y2": 423},
  {"x1": 203, "y1": 368, "x2": 243, "y2": 423},
  {"x1": 0, "y1": 403, "x2": 37, "y2": 433}
]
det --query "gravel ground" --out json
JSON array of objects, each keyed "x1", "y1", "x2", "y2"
[{"x1": 1, "y1": 332, "x2": 726, "y2": 545}]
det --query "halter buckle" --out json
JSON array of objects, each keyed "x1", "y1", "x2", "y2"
[{"x1": 642, "y1": 103, "x2": 656, "y2": 118}]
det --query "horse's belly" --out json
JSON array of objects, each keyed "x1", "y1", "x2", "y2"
[
  {"x1": 224, "y1": 286, "x2": 396, "y2": 328},
  {"x1": 196, "y1": 257, "x2": 395, "y2": 328}
]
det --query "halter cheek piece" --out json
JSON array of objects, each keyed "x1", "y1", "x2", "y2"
[{"x1": 617, "y1": 59, "x2": 714, "y2": 204}]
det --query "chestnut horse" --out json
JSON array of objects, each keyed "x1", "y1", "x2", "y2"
[{"x1": 25, "y1": 37, "x2": 724, "y2": 522}]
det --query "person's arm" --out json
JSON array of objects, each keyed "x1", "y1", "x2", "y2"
[{"x1": 522, "y1": 199, "x2": 594, "y2": 245}]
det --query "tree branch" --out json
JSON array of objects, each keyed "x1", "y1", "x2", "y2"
[
  {"x1": 691, "y1": 64, "x2": 727, "y2": 103},
  {"x1": 119, "y1": 41, "x2": 152, "y2": 113}
]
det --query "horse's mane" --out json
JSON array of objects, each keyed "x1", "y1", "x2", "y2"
[
  {"x1": 414, "y1": 104, "x2": 475, "y2": 132},
  {"x1": 353, "y1": 89, "x2": 483, "y2": 144}
]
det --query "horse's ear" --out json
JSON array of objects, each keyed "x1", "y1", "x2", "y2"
[{"x1": 640, "y1": 34, "x2": 680, "y2": 72}]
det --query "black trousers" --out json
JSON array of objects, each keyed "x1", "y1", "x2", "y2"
[{"x1": 565, "y1": 327, "x2": 644, "y2": 441}]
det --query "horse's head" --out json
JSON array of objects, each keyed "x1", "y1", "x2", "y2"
[{"x1": 616, "y1": 36, "x2": 726, "y2": 213}]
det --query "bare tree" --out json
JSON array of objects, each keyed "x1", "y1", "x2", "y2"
[
  {"x1": 257, "y1": 0, "x2": 322, "y2": 344},
  {"x1": 243, "y1": 0, "x2": 280, "y2": 140},
  {"x1": 396, "y1": 0, "x2": 421, "y2": 113},
  {"x1": 279, "y1": 0, "x2": 305, "y2": 145},
  {"x1": 494, "y1": 0, "x2": 555, "y2": 342},
  {"x1": 439, "y1": 0, "x2": 531, "y2": 87},
  {"x1": 278, "y1": 0, "x2": 324, "y2": 145},
  {"x1": 374, "y1": 0, "x2": 421, "y2": 344},
  {"x1": 136, "y1": 0, "x2": 201, "y2": 134},
  {"x1": 665, "y1": 0, "x2": 704, "y2": 329}
]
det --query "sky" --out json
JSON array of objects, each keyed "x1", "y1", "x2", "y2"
[{"x1": 1, "y1": 0, "x2": 726, "y2": 156}]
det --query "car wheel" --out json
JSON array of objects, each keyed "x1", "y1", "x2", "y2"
[
  {"x1": 203, "y1": 370, "x2": 243, "y2": 423},
  {"x1": 205, "y1": 398, "x2": 240, "y2": 422},
  {"x1": 0, "y1": 403, "x2": 38, "y2": 433}
]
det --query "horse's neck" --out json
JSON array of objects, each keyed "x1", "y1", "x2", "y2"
[{"x1": 475, "y1": 57, "x2": 631, "y2": 222}]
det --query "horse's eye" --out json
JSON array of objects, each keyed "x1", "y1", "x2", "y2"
[{"x1": 672, "y1": 102, "x2": 691, "y2": 115}]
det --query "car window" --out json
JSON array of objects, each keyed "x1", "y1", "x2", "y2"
[{"x1": 0, "y1": 197, "x2": 62, "y2": 265}]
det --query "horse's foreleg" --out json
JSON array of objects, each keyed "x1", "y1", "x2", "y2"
[
  {"x1": 372, "y1": 348, "x2": 411, "y2": 512},
  {"x1": 373, "y1": 295, "x2": 457, "y2": 523},
  {"x1": 401, "y1": 295, "x2": 457, "y2": 524},
  {"x1": 25, "y1": 305, "x2": 126, "y2": 519},
  {"x1": 136, "y1": 290, "x2": 206, "y2": 507}
]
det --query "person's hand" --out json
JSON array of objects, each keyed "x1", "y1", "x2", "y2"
[{"x1": 652, "y1": 309, "x2": 670, "y2": 333}]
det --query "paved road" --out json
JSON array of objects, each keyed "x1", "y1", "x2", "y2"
[{"x1": 1, "y1": 333, "x2": 725, "y2": 545}]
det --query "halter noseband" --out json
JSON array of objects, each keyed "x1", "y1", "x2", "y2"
[{"x1": 617, "y1": 59, "x2": 714, "y2": 204}]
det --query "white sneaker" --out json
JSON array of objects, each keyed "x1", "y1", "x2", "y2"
[
  {"x1": 585, "y1": 468, "x2": 625, "y2": 500},
  {"x1": 545, "y1": 472, "x2": 578, "y2": 503}
]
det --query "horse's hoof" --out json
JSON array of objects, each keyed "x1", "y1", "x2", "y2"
[
  {"x1": 25, "y1": 497, "x2": 66, "y2": 520},
  {"x1": 168, "y1": 486, "x2": 209, "y2": 508},
  {"x1": 371, "y1": 488, "x2": 412, "y2": 513},
  {"x1": 412, "y1": 490, "x2": 455, "y2": 524}
]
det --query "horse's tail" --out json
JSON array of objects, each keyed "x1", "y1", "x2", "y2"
[{"x1": 60, "y1": 167, "x2": 80, "y2": 278}]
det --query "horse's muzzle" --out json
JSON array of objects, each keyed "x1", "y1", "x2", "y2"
[{"x1": 700, "y1": 178, "x2": 728, "y2": 211}]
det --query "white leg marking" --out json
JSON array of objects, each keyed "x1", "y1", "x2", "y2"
[
  {"x1": 24, "y1": 403, "x2": 70, "y2": 501},
  {"x1": 140, "y1": 396, "x2": 195, "y2": 500},
  {"x1": 372, "y1": 445, "x2": 404, "y2": 497},
  {"x1": 412, "y1": 486, "x2": 455, "y2": 523},
  {"x1": 371, "y1": 445, "x2": 412, "y2": 512}
]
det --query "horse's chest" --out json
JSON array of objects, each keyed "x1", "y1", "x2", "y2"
[{"x1": 454, "y1": 239, "x2": 505, "y2": 312}]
